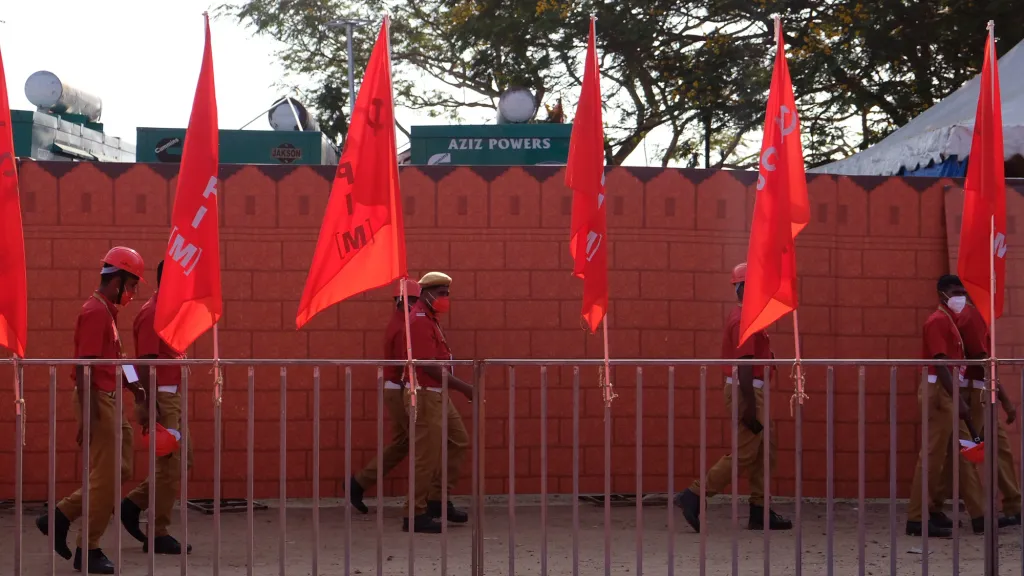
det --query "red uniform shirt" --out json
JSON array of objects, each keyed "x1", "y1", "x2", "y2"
[
  {"x1": 383, "y1": 306, "x2": 408, "y2": 382},
  {"x1": 721, "y1": 305, "x2": 771, "y2": 379},
  {"x1": 922, "y1": 305, "x2": 965, "y2": 377},
  {"x1": 954, "y1": 304, "x2": 989, "y2": 381},
  {"x1": 73, "y1": 293, "x2": 122, "y2": 393},
  {"x1": 402, "y1": 300, "x2": 452, "y2": 388},
  {"x1": 134, "y1": 294, "x2": 186, "y2": 387}
]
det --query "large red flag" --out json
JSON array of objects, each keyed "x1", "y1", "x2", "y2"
[
  {"x1": 566, "y1": 17, "x2": 609, "y2": 334},
  {"x1": 739, "y1": 21, "x2": 810, "y2": 345},
  {"x1": 0, "y1": 45, "x2": 27, "y2": 358},
  {"x1": 958, "y1": 25, "x2": 1005, "y2": 326},
  {"x1": 296, "y1": 18, "x2": 406, "y2": 329},
  {"x1": 155, "y1": 14, "x2": 222, "y2": 353}
]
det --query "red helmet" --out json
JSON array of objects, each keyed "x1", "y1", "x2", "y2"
[
  {"x1": 730, "y1": 262, "x2": 747, "y2": 284},
  {"x1": 393, "y1": 278, "x2": 421, "y2": 299},
  {"x1": 101, "y1": 246, "x2": 145, "y2": 279}
]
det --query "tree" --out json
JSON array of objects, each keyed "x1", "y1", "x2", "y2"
[{"x1": 221, "y1": 0, "x2": 1024, "y2": 167}]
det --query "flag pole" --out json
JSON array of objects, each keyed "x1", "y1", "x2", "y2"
[
  {"x1": 601, "y1": 317, "x2": 613, "y2": 407},
  {"x1": 986, "y1": 20, "x2": 998, "y2": 415}
]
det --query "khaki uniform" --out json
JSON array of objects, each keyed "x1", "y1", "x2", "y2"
[
  {"x1": 355, "y1": 388, "x2": 408, "y2": 488},
  {"x1": 690, "y1": 385, "x2": 776, "y2": 505},
  {"x1": 126, "y1": 391, "x2": 193, "y2": 536},
  {"x1": 57, "y1": 389, "x2": 134, "y2": 548}
]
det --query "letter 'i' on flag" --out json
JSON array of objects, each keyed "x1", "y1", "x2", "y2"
[
  {"x1": 296, "y1": 17, "x2": 407, "y2": 329},
  {"x1": 566, "y1": 16, "x2": 609, "y2": 334},
  {"x1": 155, "y1": 13, "x2": 223, "y2": 353},
  {"x1": 0, "y1": 44, "x2": 28, "y2": 358},
  {"x1": 739, "y1": 19, "x2": 810, "y2": 345},
  {"x1": 958, "y1": 22, "x2": 1005, "y2": 326}
]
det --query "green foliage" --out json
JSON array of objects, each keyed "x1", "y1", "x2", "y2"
[{"x1": 221, "y1": 0, "x2": 1023, "y2": 166}]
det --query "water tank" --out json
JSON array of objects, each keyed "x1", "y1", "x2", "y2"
[
  {"x1": 267, "y1": 97, "x2": 319, "y2": 132},
  {"x1": 24, "y1": 71, "x2": 103, "y2": 122}
]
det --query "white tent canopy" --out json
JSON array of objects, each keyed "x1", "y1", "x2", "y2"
[{"x1": 811, "y1": 38, "x2": 1024, "y2": 176}]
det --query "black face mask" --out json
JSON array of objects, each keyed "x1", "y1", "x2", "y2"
[{"x1": 735, "y1": 282, "x2": 745, "y2": 301}]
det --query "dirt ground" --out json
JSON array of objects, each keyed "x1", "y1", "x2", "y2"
[{"x1": 5, "y1": 497, "x2": 1022, "y2": 575}]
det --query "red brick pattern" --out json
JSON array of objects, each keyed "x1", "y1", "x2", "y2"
[{"x1": 2, "y1": 161, "x2": 1023, "y2": 503}]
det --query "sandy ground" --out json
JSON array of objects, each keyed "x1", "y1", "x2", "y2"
[{"x1": 4, "y1": 497, "x2": 1022, "y2": 575}]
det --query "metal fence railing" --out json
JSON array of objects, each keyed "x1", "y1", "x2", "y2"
[{"x1": 4, "y1": 357, "x2": 1022, "y2": 576}]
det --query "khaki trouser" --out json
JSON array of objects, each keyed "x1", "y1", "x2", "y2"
[
  {"x1": 355, "y1": 389, "x2": 408, "y2": 488},
  {"x1": 908, "y1": 382, "x2": 986, "y2": 522},
  {"x1": 427, "y1": 396, "x2": 469, "y2": 502},
  {"x1": 938, "y1": 388, "x2": 1022, "y2": 516},
  {"x1": 57, "y1": 389, "x2": 133, "y2": 549},
  {"x1": 126, "y1": 391, "x2": 193, "y2": 537},
  {"x1": 690, "y1": 385, "x2": 776, "y2": 506}
]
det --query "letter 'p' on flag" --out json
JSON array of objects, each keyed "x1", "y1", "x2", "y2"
[
  {"x1": 0, "y1": 44, "x2": 28, "y2": 358},
  {"x1": 958, "y1": 23, "x2": 1005, "y2": 326},
  {"x1": 296, "y1": 17, "x2": 406, "y2": 329},
  {"x1": 155, "y1": 13, "x2": 223, "y2": 353},
  {"x1": 739, "y1": 19, "x2": 810, "y2": 345}
]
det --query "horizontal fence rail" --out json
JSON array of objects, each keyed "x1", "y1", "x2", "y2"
[{"x1": 4, "y1": 357, "x2": 1022, "y2": 576}]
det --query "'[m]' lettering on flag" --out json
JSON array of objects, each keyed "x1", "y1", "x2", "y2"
[
  {"x1": 739, "y1": 20, "x2": 810, "y2": 345},
  {"x1": 155, "y1": 13, "x2": 223, "y2": 353},
  {"x1": 296, "y1": 17, "x2": 406, "y2": 329},
  {"x1": 0, "y1": 44, "x2": 27, "y2": 358},
  {"x1": 957, "y1": 24, "x2": 1005, "y2": 326},
  {"x1": 566, "y1": 17, "x2": 609, "y2": 334}
]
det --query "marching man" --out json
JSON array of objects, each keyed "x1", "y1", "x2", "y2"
[{"x1": 674, "y1": 263, "x2": 792, "y2": 532}]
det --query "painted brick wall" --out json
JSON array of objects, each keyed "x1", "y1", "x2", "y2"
[{"x1": 1, "y1": 161, "x2": 1023, "y2": 503}]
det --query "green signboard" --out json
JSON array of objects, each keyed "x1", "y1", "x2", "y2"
[
  {"x1": 136, "y1": 127, "x2": 339, "y2": 165},
  {"x1": 410, "y1": 124, "x2": 572, "y2": 166}
]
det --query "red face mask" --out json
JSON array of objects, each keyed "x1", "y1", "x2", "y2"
[
  {"x1": 120, "y1": 288, "x2": 135, "y2": 306},
  {"x1": 431, "y1": 296, "x2": 451, "y2": 314}
]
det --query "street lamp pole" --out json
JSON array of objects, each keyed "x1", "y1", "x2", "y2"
[{"x1": 327, "y1": 19, "x2": 371, "y2": 117}]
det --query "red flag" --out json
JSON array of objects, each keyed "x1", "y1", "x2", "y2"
[
  {"x1": 739, "y1": 21, "x2": 810, "y2": 345},
  {"x1": 296, "y1": 18, "x2": 406, "y2": 329},
  {"x1": 566, "y1": 17, "x2": 609, "y2": 334},
  {"x1": 0, "y1": 45, "x2": 27, "y2": 358},
  {"x1": 155, "y1": 14, "x2": 222, "y2": 353},
  {"x1": 958, "y1": 25, "x2": 1005, "y2": 326}
]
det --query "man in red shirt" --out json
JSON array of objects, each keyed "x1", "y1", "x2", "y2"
[
  {"x1": 35, "y1": 247, "x2": 146, "y2": 574},
  {"x1": 120, "y1": 260, "x2": 193, "y2": 555},
  {"x1": 674, "y1": 263, "x2": 791, "y2": 532},
  {"x1": 907, "y1": 274, "x2": 985, "y2": 537},
  {"x1": 951, "y1": 298, "x2": 1021, "y2": 526},
  {"x1": 400, "y1": 271, "x2": 473, "y2": 533},
  {"x1": 349, "y1": 278, "x2": 421, "y2": 515}
]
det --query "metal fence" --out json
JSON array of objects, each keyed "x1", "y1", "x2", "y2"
[{"x1": 5, "y1": 357, "x2": 1023, "y2": 575}]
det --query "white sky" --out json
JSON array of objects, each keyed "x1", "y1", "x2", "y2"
[{"x1": 0, "y1": 0, "x2": 654, "y2": 164}]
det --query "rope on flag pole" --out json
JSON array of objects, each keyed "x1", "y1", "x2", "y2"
[
  {"x1": 13, "y1": 355, "x2": 25, "y2": 445},
  {"x1": 790, "y1": 312, "x2": 808, "y2": 416},
  {"x1": 599, "y1": 320, "x2": 616, "y2": 409},
  {"x1": 212, "y1": 323, "x2": 223, "y2": 406},
  {"x1": 400, "y1": 277, "x2": 418, "y2": 421}
]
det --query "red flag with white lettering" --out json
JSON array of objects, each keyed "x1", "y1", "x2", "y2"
[
  {"x1": 958, "y1": 25, "x2": 1005, "y2": 326},
  {"x1": 296, "y1": 18, "x2": 406, "y2": 329},
  {"x1": 155, "y1": 14, "x2": 222, "y2": 353},
  {"x1": 739, "y1": 21, "x2": 810, "y2": 345},
  {"x1": 0, "y1": 45, "x2": 27, "y2": 358},
  {"x1": 566, "y1": 17, "x2": 609, "y2": 334}
]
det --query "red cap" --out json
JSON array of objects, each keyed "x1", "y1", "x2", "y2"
[
  {"x1": 394, "y1": 278, "x2": 421, "y2": 299},
  {"x1": 101, "y1": 246, "x2": 145, "y2": 280},
  {"x1": 142, "y1": 424, "x2": 180, "y2": 457},
  {"x1": 730, "y1": 262, "x2": 747, "y2": 284}
]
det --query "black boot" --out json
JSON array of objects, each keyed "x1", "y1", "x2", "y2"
[
  {"x1": 73, "y1": 548, "x2": 115, "y2": 574},
  {"x1": 428, "y1": 500, "x2": 468, "y2": 524},
  {"x1": 929, "y1": 511, "x2": 961, "y2": 529},
  {"x1": 1003, "y1": 513, "x2": 1022, "y2": 526},
  {"x1": 906, "y1": 520, "x2": 952, "y2": 537},
  {"x1": 673, "y1": 489, "x2": 701, "y2": 533},
  {"x1": 972, "y1": 516, "x2": 1017, "y2": 533},
  {"x1": 35, "y1": 508, "x2": 72, "y2": 559},
  {"x1": 349, "y1": 477, "x2": 368, "y2": 514},
  {"x1": 402, "y1": 513, "x2": 442, "y2": 533},
  {"x1": 144, "y1": 535, "x2": 192, "y2": 555},
  {"x1": 120, "y1": 498, "x2": 147, "y2": 543},
  {"x1": 748, "y1": 504, "x2": 793, "y2": 530}
]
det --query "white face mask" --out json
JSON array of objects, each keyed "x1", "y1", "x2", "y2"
[{"x1": 946, "y1": 295, "x2": 967, "y2": 314}]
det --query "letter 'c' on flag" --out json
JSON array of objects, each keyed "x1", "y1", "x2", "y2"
[
  {"x1": 296, "y1": 17, "x2": 407, "y2": 329},
  {"x1": 155, "y1": 14, "x2": 223, "y2": 353}
]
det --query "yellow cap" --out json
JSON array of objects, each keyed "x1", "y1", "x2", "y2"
[{"x1": 418, "y1": 271, "x2": 452, "y2": 288}]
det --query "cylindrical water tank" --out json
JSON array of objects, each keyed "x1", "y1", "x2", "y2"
[
  {"x1": 267, "y1": 97, "x2": 319, "y2": 132},
  {"x1": 24, "y1": 71, "x2": 103, "y2": 122}
]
